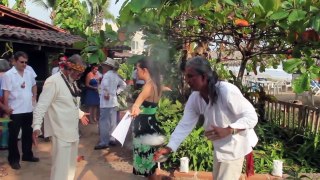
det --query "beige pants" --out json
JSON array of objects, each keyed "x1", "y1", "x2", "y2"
[
  {"x1": 213, "y1": 156, "x2": 244, "y2": 180},
  {"x1": 50, "y1": 136, "x2": 78, "y2": 180}
]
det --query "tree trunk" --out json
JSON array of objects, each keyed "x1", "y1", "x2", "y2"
[{"x1": 237, "y1": 58, "x2": 248, "y2": 82}]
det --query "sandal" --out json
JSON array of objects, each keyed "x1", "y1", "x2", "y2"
[{"x1": 0, "y1": 167, "x2": 6, "y2": 171}]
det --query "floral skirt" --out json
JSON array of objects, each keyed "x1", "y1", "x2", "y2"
[
  {"x1": 132, "y1": 111, "x2": 164, "y2": 177},
  {"x1": 132, "y1": 138, "x2": 157, "y2": 177}
]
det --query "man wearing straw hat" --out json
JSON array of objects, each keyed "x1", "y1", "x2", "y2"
[{"x1": 94, "y1": 57, "x2": 126, "y2": 150}]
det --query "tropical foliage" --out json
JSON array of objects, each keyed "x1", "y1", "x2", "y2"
[
  {"x1": 12, "y1": 0, "x2": 27, "y2": 13},
  {"x1": 156, "y1": 97, "x2": 320, "y2": 173},
  {"x1": 117, "y1": 0, "x2": 320, "y2": 94},
  {"x1": 0, "y1": 0, "x2": 8, "y2": 6}
]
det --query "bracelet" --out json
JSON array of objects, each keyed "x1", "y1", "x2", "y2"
[{"x1": 232, "y1": 128, "x2": 237, "y2": 135}]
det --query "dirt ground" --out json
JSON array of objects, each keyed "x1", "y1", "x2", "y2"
[{"x1": 0, "y1": 123, "x2": 144, "y2": 180}]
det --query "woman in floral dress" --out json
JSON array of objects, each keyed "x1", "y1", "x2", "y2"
[{"x1": 131, "y1": 57, "x2": 165, "y2": 179}]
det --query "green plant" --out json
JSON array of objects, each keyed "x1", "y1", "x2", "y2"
[
  {"x1": 117, "y1": 63, "x2": 134, "y2": 81},
  {"x1": 254, "y1": 122, "x2": 320, "y2": 174},
  {"x1": 156, "y1": 98, "x2": 213, "y2": 171},
  {"x1": 283, "y1": 56, "x2": 320, "y2": 94},
  {"x1": 82, "y1": 24, "x2": 118, "y2": 64}
]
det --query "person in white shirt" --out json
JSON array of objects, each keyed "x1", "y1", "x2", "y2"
[
  {"x1": 51, "y1": 54, "x2": 67, "y2": 75},
  {"x1": 94, "y1": 57, "x2": 126, "y2": 150},
  {"x1": 2, "y1": 51, "x2": 39, "y2": 170},
  {"x1": 154, "y1": 56, "x2": 258, "y2": 180},
  {"x1": 32, "y1": 54, "x2": 89, "y2": 180},
  {"x1": 132, "y1": 68, "x2": 145, "y2": 90}
]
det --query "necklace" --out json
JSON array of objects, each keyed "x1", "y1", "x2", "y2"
[
  {"x1": 145, "y1": 79, "x2": 152, "y2": 84},
  {"x1": 61, "y1": 72, "x2": 81, "y2": 107}
]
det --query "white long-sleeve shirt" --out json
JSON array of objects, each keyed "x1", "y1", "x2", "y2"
[
  {"x1": 100, "y1": 70, "x2": 126, "y2": 108},
  {"x1": 167, "y1": 81, "x2": 258, "y2": 162},
  {"x1": 32, "y1": 72, "x2": 84, "y2": 142}
]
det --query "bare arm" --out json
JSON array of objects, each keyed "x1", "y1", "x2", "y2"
[
  {"x1": 131, "y1": 83, "x2": 152, "y2": 118},
  {"x1": 3, "y1": 90, "x2": 10, "y2": 108},
  {"x1": 0, "y1": 100, "x2": 13, "y2": 115},
  {"x1": 32, "y1": 84, "x2": 37, "y2": 103},
  {"x1": 3, "y1": 90, "x2": 11, "y2": 116},
  {"x1": 85, "y1": 73, "x2": 91, "y2": 87}
]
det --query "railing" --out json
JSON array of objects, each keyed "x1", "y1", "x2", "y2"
[{"x1": 264, "y1": 100, "x2": 320, "y2": 134}]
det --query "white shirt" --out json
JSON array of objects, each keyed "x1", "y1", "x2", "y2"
[
  {"x1": 26, "y1": 65, "x2": 37, "y2": 78},
  {"x1": 167, "y1": 81, "x2": 258, "y2": 162},
  {"x1": 51, "y1": 66, "x2": 60, "y2": 75},
  {"x1": 1, "y1": 67, "x2": 36, "y2": 114},
  {"x1": 132, "y1": 69, "x2": 145, "y2": 84},
  {"x1": 100, "y1": 70, "x2": 126, "y2": 108},
  {"x1": 32, "y1": 72, "x2": 84, "y2": 142}
]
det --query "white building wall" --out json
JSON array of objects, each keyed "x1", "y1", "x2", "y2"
[{"x1": 130, "y1": 31, "x2": 145, "y2": 55}]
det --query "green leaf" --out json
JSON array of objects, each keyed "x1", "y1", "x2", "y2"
[
  {"x1": 281, "y1": 1, "x2": 293, "y2": 9},
  {"x1": 269, "y1": 11, "x2": 289, "y2": 20},
  {"x1": 191, "y1": 0, "x2": 208, "y2": 7},
  {"x1": 311, "y1": 15, "x2": 320, "y2": 32},
  {"x1": 88, "y1": 53, "x2": 99, "y2": 64},
  {"x1": 310, "y1": 5, "x2": 319, "y2": 12},
  {"x1": 186, "y1": 19, "x2": 199, "y2": 26},
  {"x1": 288, "y1": 9, "x2": 307, "y2": 23},
  {"x1": 292, "y1": 73, "x2": 310, "y2": 93},
  {"x1": 283, "y1": 59, "x2": 302, "y2": 73},
  {"x1": 130, "y1": 0, "x2": 148, "y2": 13},
  {"x1": 223, "y1": 0, "x2": 236, "y2": 6},
  {"x1": 84, "y1": 45, "x2": 99, "y2": 52},
  {"x1": 145, "y1": 0, "x2": 162, "y2": 8}
]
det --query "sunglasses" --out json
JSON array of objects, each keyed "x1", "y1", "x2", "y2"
[{"x1": 18, "y1": 61, "x2": 28, "y2": 64}]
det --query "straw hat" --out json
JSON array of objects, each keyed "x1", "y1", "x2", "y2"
[{"x1": 102, "y1": 57, "x2": 117, "y2": 68}]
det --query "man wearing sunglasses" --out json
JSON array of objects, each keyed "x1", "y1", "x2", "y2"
[{"x1": 1, "y1": 51, "x2": 39, "y2": 170}]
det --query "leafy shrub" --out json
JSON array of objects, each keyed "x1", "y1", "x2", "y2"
[
  {"x1": 254, "y1": 122, "x2": 320, "y2": 174},
  {"x1": 155, "y1": 98, "x2": 320, "y2": 173},
  {"x1": 117, "y1": 63, "x2": 134, "y2": 81},
  {"x1": 156, "y1": 98, "x2": 213, "y2": 171}
]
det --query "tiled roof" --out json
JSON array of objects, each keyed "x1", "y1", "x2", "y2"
[
  {"x1": 0, "y1": 4, "x2": 65, "y2": 32},
  {"x1": 0, "y1": 24, "x2": 84, "y2": 47}
]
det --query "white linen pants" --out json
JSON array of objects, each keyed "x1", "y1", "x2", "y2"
[
  {"x1": 213, "y1": 156, "x2": 244, "y2": 180},
  {"x1": 50, "y1": 136, "x2": 78, "y2": 180}
]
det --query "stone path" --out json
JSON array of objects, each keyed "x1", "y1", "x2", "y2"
[{"x1": 0, "y1": 123, "x2": 145, "y2": 180}]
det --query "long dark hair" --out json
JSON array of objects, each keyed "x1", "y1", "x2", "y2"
[
  {"x1": 185, "y1": 56, "x2": 219, "y2": 105},
  {"x1": 137, "y1": 57, "x2": 161, "y2": 95}
]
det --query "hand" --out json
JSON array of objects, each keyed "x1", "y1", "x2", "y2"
[
  {"x1": 153, "y1": 147, "x2": 172, "y2": 162},
  {"x1": 80, "y1": 112, "x2": 90, "y2": 126},
  {"x1": 130, "y1": 105, "x2": 140, "y2": 119},
  {"x1": 32, "y1": 96, "x2": 37, "y2": 103},
  {"x1": 4, "y1": 106, "x2": 13, "y2": 115},
  {"x1": 32, "y1": 130, "x2": 41, "y2": 146},
  {"x1": 104, "y1": 94, "x2": 110, "y2": 100},
  {"x1": 204, "y1": 126, "x2": 232, "y2": 141}
]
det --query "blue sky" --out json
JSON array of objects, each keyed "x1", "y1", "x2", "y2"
[{"x1": 8, "y1": 0, "x2": 124, "y2": 24}]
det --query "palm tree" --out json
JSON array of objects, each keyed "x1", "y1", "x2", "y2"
[
  {"x1": 32, "y1": 0, "x2": 58, "y2": 24},
  {"x1": 85, "y1": 0, "x2": 114, "y2": 32}
]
